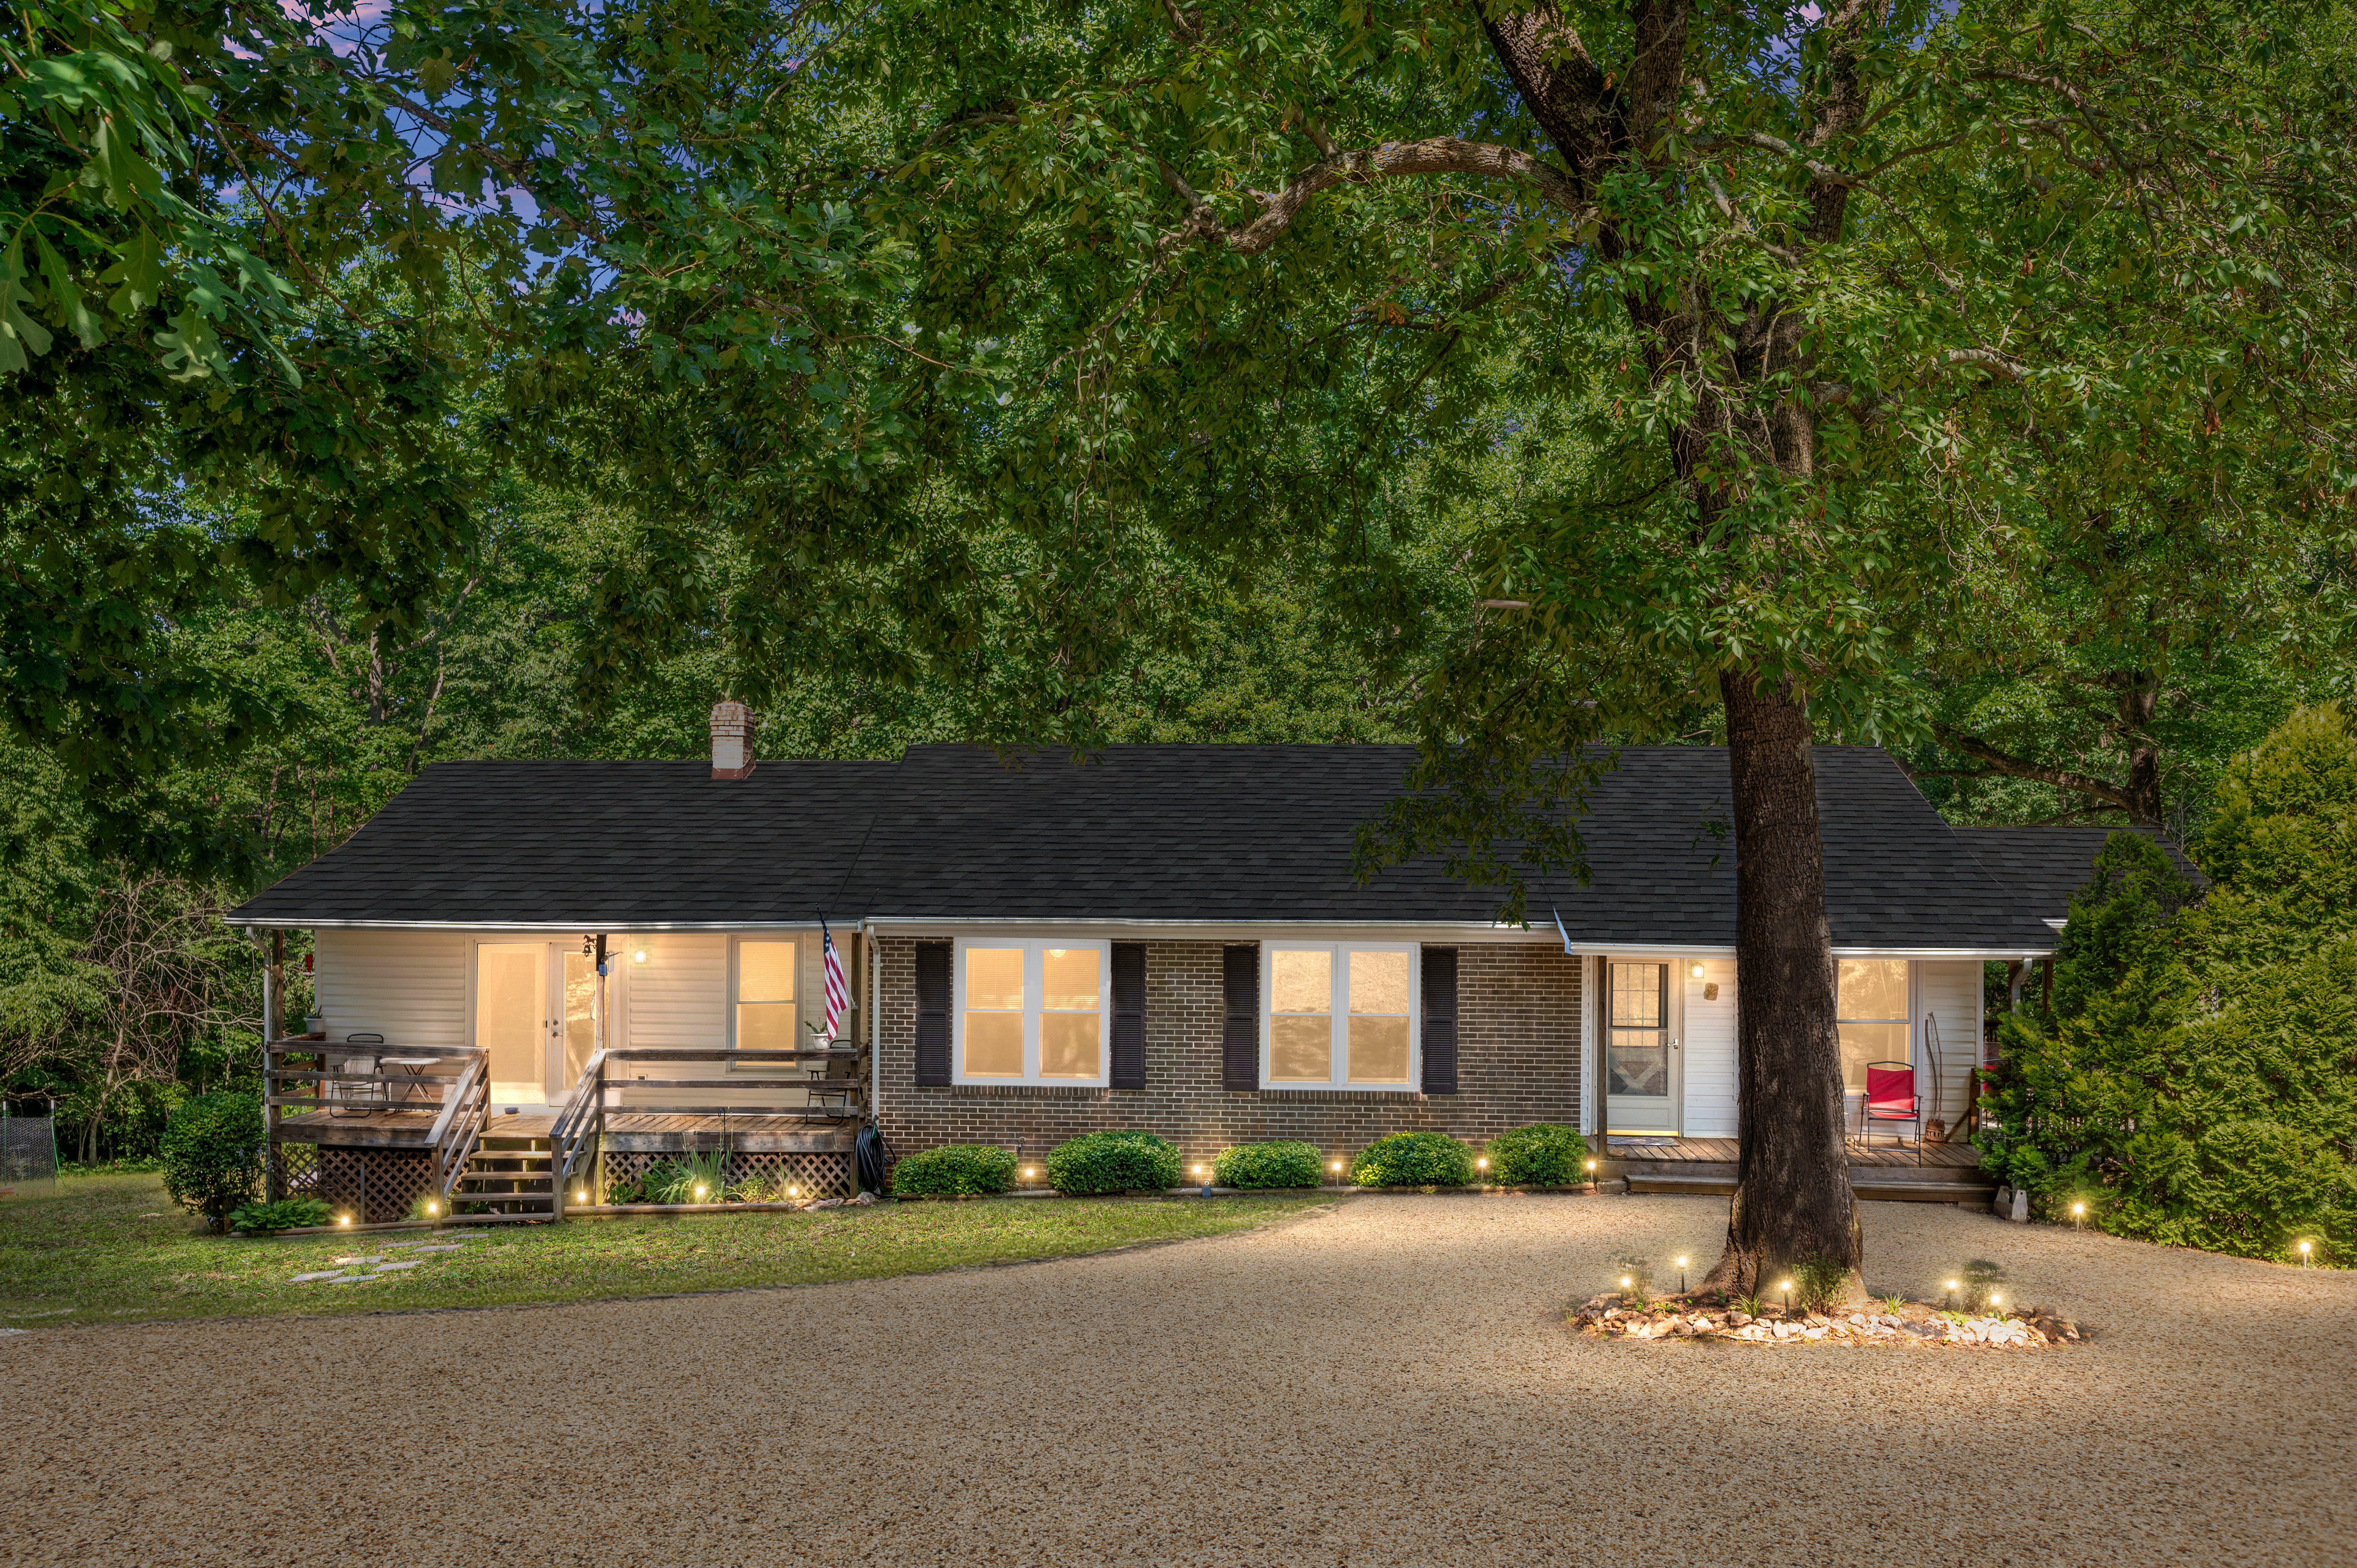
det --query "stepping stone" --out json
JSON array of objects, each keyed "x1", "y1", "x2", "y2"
[
  {"x1": 371, "y1": 1261, "x2": 421, "y2": 1272},
  {"x1": 332, "y1": 1256, "x2": 384, "y2": 1266},
  {"x1": 0, "y1": 1327, "x2": 27, "y2": 1337},
  {"x1": 411, "y1": 1245, "x2": 466, "y2": 1254},
  {"x1": 327, "y1": 1276, "x2": 381, "y2": 1285},
  {"x1": 289, "y1": 1271, "x2": 343, "y2": 1284}
]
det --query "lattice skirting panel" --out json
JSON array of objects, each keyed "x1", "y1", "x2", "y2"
[
  {"x1": 289, "y1": 1148, "x2": 435, "y2": 1223},
  {"x1": 604, "y1": 1149, "x2": 853, "y2": 1204}
]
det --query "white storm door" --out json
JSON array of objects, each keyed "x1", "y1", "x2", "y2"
[
  {"x1": 1603, "y1": 959, "x2": 1680, "y2": 1134},
  {"x1": 474, "y1": 942, "x2": 549, "y2": 1106}
]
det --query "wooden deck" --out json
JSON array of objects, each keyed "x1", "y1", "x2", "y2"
[
  {"x1": 1605, "y1": 1136, "x2": 1982, "y2": 1170},
  {"x1": 275, "y1": 1107, "x2": 857, "y2": 1153}
]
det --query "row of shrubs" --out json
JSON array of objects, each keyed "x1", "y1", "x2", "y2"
[{"x1": 890, "y1": 1123, "x2": 1597, "y2": 1197}]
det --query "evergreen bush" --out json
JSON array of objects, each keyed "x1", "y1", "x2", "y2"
[
  {"x1": 1350, "y1": 1131, "x2": 1476, "y2": 1188},
  {"x1": 160, "y1": 1090, "x2": 263, "y2": 1229},
  {"x1": 889, "y1": 1143, "x2": 1017, "y2": 1197},
  {"x1": 1045, "y1": 1130, "x2": 1181, "y2": 1194},
  {"x1": 1982, "y1": 705, "x2": 2357, "y2": 1264},
  {"x1": 1484, "y1": 1123, "x2": 1588, "y2": 1185},
  {"x1": 1212, "y1": 1140, "x2": 1324, "y2": 1189},
  {"x1": 228, "y1": 1195, "x2": 333, "y2": 1233}
]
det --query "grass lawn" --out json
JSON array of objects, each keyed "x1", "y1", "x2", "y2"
[{"x1": 0, "y1": 1172, "x2": 1322, "y2": 1328}]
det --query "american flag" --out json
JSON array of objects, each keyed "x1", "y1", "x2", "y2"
[{"x1": 821, "y1": 918, "x2": 850, "y2": 1042}]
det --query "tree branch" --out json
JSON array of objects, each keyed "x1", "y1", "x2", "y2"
[
  {"x1": 1932, "y1": 724, "x2": 2134, "y2": 812},
  {"x1": 1159, "y1": 137, "x2": 1592, "y2": 255}
]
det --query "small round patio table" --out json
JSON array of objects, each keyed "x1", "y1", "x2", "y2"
[{"x1": 383, "y1": 1057, "x2": 440, "y2": 1106}]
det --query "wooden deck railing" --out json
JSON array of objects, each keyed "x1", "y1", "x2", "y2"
[
  {"x1": 261, "y1": 1038, "x2": 488, "y2": 1210},
  {"x1": 551, "y1": 1045, "x2": 867, "y2": 1211}
]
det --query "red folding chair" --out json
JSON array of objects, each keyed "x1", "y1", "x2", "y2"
[{"x1": 1862, "y1": 1062, "x2": 1920, "y2": 1153}]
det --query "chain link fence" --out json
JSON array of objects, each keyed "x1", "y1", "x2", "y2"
[{"x1": 2, "y1": 1107, "x2": 60, "y2": 1194}]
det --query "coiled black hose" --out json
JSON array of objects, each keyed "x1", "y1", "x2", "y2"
[{"x1": 856, "y1": 1122, "x2": 892, "y2": 1194}]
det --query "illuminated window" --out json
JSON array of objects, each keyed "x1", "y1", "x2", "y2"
[
  {"x1": 1261, "y1": 944, "x2": 1417, "y2": 1090},
  {"x1": 735, "y1": 939, "x2": 799, "y2": 1050},
  {"x1": 953, "y1": 939, "x2": 1108, "y2": 1085},
  {"x1": 1836, "y1": 958, "x2": 1910, "y2": 1091}
]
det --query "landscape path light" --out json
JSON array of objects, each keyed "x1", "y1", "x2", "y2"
[
  {"x1": 1779, "y1": 1278, "x2": 1793, "y2": 1318},
  {"x1": 1944, "y1": 1278, "x2": 1959, "y2": 1310},
  {"x1": 2072, "y1": 1201, "x2": 2086, "y2": 1230},
  {"x1": 1585, "y1": 1157, "x2": 1597, "y2": 1194},
  {"x1": 1675, "y1": 1255, "x2": 1688, "y2": 1294},
  {"x1": 2299, "y1": 1240, "x2": 2314, "y2": 1267}
]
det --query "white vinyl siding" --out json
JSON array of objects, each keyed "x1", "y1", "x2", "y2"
[
  {"x1": 1912, "y1": 960, "x2": 1983, "y2": 1132},
  {"x1": 1680, "y1": 957, "x2": 1739, "y2": 1138},
  {"x1": 313, "y1": 928, "x2": 466, "y2": 1049},
  {"x1": 617, "y1": 934, "x2": 727, "y2": 1049}
]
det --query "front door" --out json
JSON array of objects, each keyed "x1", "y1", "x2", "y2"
[
  {"x1": 1603, "y1": 960, "x2": 1680, "y2": 1134},
  {"x1": 474, "y1": 943, "x2": 602, "y2": 1107},
  {"x1": 475, "y1": 942, "x2": 547, "y2": 1106}
]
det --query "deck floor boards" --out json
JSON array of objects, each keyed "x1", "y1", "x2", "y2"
[{"x1": 1606, "y1": 1135, "x2": 1980, "y2": 1169}]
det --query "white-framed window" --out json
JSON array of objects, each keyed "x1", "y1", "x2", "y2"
[
  {"x1": 1836, "y1": 957, "x2": 1911, "y2": 1092},
  {"x1": 952, "y1": 938, "x2": 1110, "y2": 1086},
  {"x1": 732, "y1": 936, "x2": 801, "y2": 1051},
  {"x1": 1261, "y1": 942, "x2": 1419, "y2": 1090}
]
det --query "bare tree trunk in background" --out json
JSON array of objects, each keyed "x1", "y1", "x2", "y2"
[{"x1": 1704, "y1": 673, "x2": 1861, "y2": 1293}]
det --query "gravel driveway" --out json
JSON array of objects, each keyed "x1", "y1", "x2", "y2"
[{"x1": 5, "y1": 1194, "x2": 2350, "y2": 1566}]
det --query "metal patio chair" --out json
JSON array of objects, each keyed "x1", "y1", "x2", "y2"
[{"x1": 1861, "y1": 1061, "x2": 1921, "y2": 1155}]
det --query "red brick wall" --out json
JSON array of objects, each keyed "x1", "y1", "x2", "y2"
[{"x1": 873, "y1": 937, "x2": 1583, "y2": 1174}]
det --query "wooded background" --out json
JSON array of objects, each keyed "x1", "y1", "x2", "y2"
[{"x1": 5, "y1": 0, "x2": 2351, "y2": 1164}]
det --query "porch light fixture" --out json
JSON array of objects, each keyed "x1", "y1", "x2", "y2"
[
  {"x1": 633, "y1": 948, "x2": 648, "y2": 964},
  {"x1": 1689, "y1": 962, "x2": 1706, "y2": 980}
]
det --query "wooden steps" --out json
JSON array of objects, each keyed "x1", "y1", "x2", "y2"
[{"x1": 453, "y1": 1137, "x2": 556, "y2": 1214}]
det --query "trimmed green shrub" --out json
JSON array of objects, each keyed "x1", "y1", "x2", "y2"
[
  {"x1": 1484, "y1": 1123, "x2": 1589, "y2": 1186},
  {"x1": 1982, "y1": 704, "x2": 2357, "y2": 1264},
  {"x1": 1046, "y1": 1130, "x2": 1182, "y2": 1194},
  {"x1": 890, "y1": 1143, "x2": 1017, "y2": 1197},
  {"x1": 161, "y1": 1090, "x2": 263, "y2": 1229},
  {"x1": 228, "y1": 1196, "x2": 333, "y2": 1233},
  {"x1": 1351, "y1": 1131, "x2": 1476, "y2": 1188},
  {"x1": 1212, "y1": 1140, "x2": 1324, "y2": 1189}
]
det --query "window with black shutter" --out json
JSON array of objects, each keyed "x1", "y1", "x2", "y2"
[
  {"x1": 1221, "y1": 945, "x2": 1259, "y2": 1090},
  {"x1": 913, "y1": 941, "x2": 952, "y2": 1086},
  {"x1": 1420, "y1": 946, "x2": 1459, "y2": 1094},
  {"x1": 1109, "y1": 943, "x2": 1146, "y2": 1088}
]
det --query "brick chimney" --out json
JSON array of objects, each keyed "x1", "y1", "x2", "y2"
[{"x1": 709, "y1": 700, "x2": 754, "y2": 779}]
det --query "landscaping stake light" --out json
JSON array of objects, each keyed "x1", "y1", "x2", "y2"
[
  {"x1": 1676, "y1": 1255, "x2": 1688, "y2": 1294},
  {"x1": 1944, "y1": 1278, "x2": 1959, "y2": 1310},
  {"x1": 338, "y1": 1215, "x2": 351, "y2": 1227},
  {"x1": 1779, "y1": 1279, "x2": 1792, "y2": 1317},
  {"x1": 2300, "y1": 1240, "x2": 2314, "y2": 1266},
  {"x1": 1586, "y1": 1158, "x2": 1597, "y2": 1194},
  {"x1": 2073, "y1": 1201, "x2": 2086, "y2": 1230}
]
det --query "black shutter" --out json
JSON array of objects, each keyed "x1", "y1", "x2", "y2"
[
  {"x1": 914, "y1": 941, "x2": 952, "y2": 1086},
  {"x1": 1421, "y1": 946, "x2": 1459, "y2": 1095},
  {"x1": 1109, "y1": 943, "x2": 1146, "y2": 1088},
  {"x1": 1222, "y1": 945, "x2": 1259, "y2": 1090}
]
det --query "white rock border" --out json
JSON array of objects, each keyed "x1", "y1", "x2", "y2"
[{"x1": 1572, "y1": 1293, "x2": 2085, "y2": 1348}]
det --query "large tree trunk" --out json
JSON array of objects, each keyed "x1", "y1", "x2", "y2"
[{"x1": 1702, "y1": 670, "x2": 1861, "y2": 1294}]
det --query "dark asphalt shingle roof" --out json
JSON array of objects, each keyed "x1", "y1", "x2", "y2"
[
  {"x1": 228, "y1": 761, "x2": 896, "y2": 927},
  {"x1": 1954, "y1": 825, "x2": 2206, "y2": 925},
  {"x1": 228, "y1": 744, "x2": 2060, "y2": 951}
]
